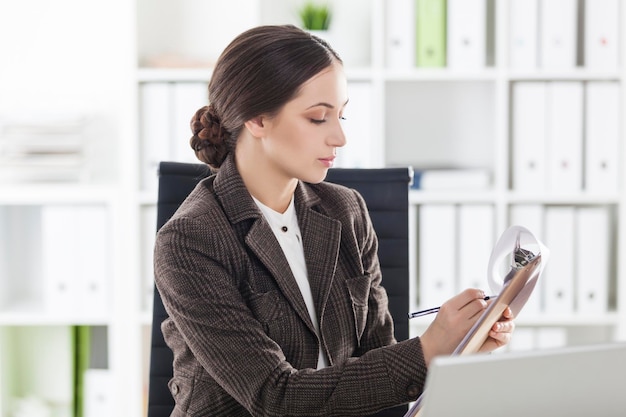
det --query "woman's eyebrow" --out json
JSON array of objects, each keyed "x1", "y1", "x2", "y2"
[{"x1": 306, "y1": 99, "x2": 350, "y2": 110}]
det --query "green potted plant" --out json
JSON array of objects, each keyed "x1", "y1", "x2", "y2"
[{"x1": 298, "y1": 2, "x2": 332, "y2": 32}]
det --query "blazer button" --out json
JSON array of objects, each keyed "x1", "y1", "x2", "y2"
[
  {"x1": 171, "y1": 382, "x2": 180, "y2": 396},
  {"x1": 406, "y1": 383, "x2": 420, "y2": 399}
]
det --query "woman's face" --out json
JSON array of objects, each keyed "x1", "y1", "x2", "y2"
[{"x1": 259, "y1": 61, "x2": 349, "y2": 184}]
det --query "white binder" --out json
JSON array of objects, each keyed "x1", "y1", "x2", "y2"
[
  {"x1": 336, "y1": 82, "x2": 374, "y2": 168},
  {"x1": 419, "y1": 204, "x2": 457, "y2": 308},
  {"x1": 41, "y1": 206, "x2": 110, "y2": 317},
  {"x1": 509, "y1": 0, "x2": 538, "y2": 69},
  {"x1": 171, "y1": 82, "x2": 208, "y2": 163},
  {"x1": 543, "y1": 206, "x2": 575, "y2": 314},
  {"x1": 385, "y1": 0, "x2": 416, "y2": 69},
  {"x1": 457, "y1": 204, "x2": 494, "y2": 291},
  {"x1": 447, "y1": 0, "x2": 486, "y2": 69},
  {"x1": 77, "y1": 206, "x2": 109, "y2": 318},
  {"x1": 575, "y1": 206, "x2": 610, "y2": 314},
  {"x1": 511, "y1": 82, "x2": 547, "y2": 192},
  {"x1": 585, "y1": 0, "x2": 620, "y2": 69},
  {"x1": 585, "y1": 82, "x2": 620, "y2": 193},
  {"x1": 540, "y1": 0, "x2": 578, "y2": 69},
  {"x1": 140, "y1": 82, "x2": 172, "y2": 191},
  {"x1": 41, "y1": 206, "x2": 80, "y2": 315},
  {"x1": 546, "y1": 82, "x2": 583, "y2": 192},
  {"x1": 83, "y1": 369, "x2": 113, "y2": 417}
]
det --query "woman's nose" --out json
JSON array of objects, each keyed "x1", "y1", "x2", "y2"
[{"x1": 329, "y1": 121, "x2": 347, "y2": 147}]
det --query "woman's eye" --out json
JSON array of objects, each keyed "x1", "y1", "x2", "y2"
[
  {"x1": 310, "y1": 118, "x2": 326, "y2": 124},
  {"x1": 340, "y1": 116, "x2": 347, "y2": 121}
]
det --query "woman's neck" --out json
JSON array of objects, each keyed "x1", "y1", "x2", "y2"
[{"x1": 235, "y1": 140, "x2": 297, "y2": 214}]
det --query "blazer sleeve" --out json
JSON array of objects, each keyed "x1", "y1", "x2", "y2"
[
  {"x1": 348, "y1": 188, "x2": 398, "y2": 355},
  {"x1": 155, "y1": 212, "x2": 428, "y2": 416}
]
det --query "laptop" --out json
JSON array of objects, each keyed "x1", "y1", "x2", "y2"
[{"x1": 418, "y1": 342, "x2": 626, "y2": 417}]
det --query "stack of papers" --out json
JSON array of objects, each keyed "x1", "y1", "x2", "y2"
[{"x1": 0, "y1": 114, "x2": 90, "y2": 183}]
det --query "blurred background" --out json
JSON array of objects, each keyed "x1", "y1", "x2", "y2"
[{"x1": 0, "y1": 0, "x2": 624, "y2": 416}]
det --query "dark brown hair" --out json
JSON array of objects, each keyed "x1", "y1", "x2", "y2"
[{"x1": 189, "y1": 24, "x2": 342, "y2": 169}]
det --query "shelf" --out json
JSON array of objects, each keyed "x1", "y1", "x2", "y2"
[
  {"x1": 507, "y1": 69, "x2": 622, "y2": 81},
  {"x1": 137, "y1": 67, "x2": 213, "y2": 83},
  {"x1": 0, "y1": 300, "x2": 111, "y2": 326},
  {"x1": 0, "y1": 184, "x2": 118, "y2": 205},
  {"x1": 384, "y1": 67, "x2": 500, "y2": 82},
  {"x1": 506, "y1": 192, "x2": 622, "y2": 205},
  {"x1": 138, "y1": 66, "x2": 377, "y2": 83}
]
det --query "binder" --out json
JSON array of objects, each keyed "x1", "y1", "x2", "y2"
[
  {"x1": 385, "y1": 0, "x2": 416, "y2": 68},
  {"x1": 419, "y1": 204, "x2": 457, "y2": 308},
  {"x1": 76, "y1": 206, "x2": 109, "y2": 318},
  {"x1": 509, "y1": 0, "x2": 539, "y2": 69},
  {"x1": 511, "y1": 82, "x2": 547, "y2": 192},
  {"x1": 585, "y1": 0, "x2": 620, "y2": 69},
  {"x1": 41, "y1": 206, "x2": 79, "y2": 315},
  {"x1": 73, "y1": 325, "x2": 91, "y2": 417},
  {"x1": 83, "y1": 369, "x2": 113, "y2": 417},
  {"x1": 416, "y1": 0, "x2": 447, "y2": 67},
  {"x1": 171, "y1": 82, "x2": 208, "y2": 163},
  {"x1": 41, "y1": 206, "x2": 110, "y2": 317},
  {"x1": 457, "y1": 204, "x2": 494, "y2": 291},
  {"x1": 336, "y1": 82, "x2": 373, "y2": 168},
  {"x1": 447, "y1": 0, "x2": 486, "y2": 69},
  {"x1": 543, "y1": 206, "x2": 575, "y2": 314},
  {"x1": 585, "y1": 82, "x2": 620, "y2": 193},
  {"x1": 540, "y1": 0, "x2": 577, "y2": 69},
  {"x1": 509, "y1": 204, "x2": 544, "y2": 315},
  {"x1": 546, "y1": 82, "x2": 583, "y2": 192},
  {"x1": 575, "y1": 206, "x2": 610, "y2": 314},
  {"x1": 140, "y1": 82, "x2": 171, "y2": 191}
]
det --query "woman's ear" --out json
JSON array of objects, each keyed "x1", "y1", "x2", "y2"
[{"x1": 243, "y1": 116, "x2": 266, "y2": 138}]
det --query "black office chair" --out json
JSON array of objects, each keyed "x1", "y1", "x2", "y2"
[{"x1": 147, "y1": 161, "x2": 413, "y2": 417}]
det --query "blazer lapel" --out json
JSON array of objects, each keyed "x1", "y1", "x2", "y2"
[
  {"x1": 295, "y1": 184, "x2": 341, "y2": 326},
  {"x1": 245, "y1": 218, "x2": 317, "y2": 334}
]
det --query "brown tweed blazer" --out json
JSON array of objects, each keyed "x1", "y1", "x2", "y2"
[{"x1": 154, "y1": 155, "x2": 427, "y2": 416}]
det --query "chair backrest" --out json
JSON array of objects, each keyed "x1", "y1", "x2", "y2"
[{"x1": 147, "y1": 161, "x2": 413, "y2": 417}]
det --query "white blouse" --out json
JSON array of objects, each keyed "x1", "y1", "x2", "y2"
[{"x1": 253, "y1": 195, "x2": 329, "y2": 369}]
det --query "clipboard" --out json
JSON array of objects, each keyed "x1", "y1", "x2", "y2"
[{"x1": 404, "y1": 226, "x2": 549, "y2": 417}]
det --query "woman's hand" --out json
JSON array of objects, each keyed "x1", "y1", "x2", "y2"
[
  {"x1": 420, "y1": 289, "x2": 490, "y2": 366},
  {"x1": 478, "y1": 306, "x2": 515, "y2": 353},
  {"x1": 419, "y1": 289, "x2": 516, "y2": 366}
]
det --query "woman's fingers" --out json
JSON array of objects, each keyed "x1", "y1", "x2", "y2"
[{"x1": 481, "y1": 307, "x2": 516, "y2": 351}]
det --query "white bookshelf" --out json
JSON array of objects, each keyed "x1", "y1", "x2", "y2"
[{"x1": 0, "y1": 0, "x2": 625, "y2": 416}]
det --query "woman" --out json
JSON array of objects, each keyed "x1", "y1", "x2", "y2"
[{"x1": 154, "y1": 24, "x2": 514, "y2": 417}]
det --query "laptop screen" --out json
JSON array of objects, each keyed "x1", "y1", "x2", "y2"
[{"x1": 419, "y1": 342, "x2": 626, "y2": 417}]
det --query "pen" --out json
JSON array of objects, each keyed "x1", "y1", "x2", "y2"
[{"x1": 408, "y1": 295, "x2": 498, "y2": 319}]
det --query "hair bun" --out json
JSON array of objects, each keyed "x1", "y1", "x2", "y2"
[{"x1": 189, "y1": 105, "x2": 230, "y2": 168}]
